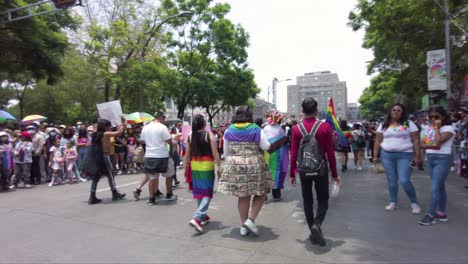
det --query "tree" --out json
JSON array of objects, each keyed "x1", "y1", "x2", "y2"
[
  {"x1": 195, "y1": 64, "x2": 259, "y2": 125},
  {"x1": 0, "y1": 0, "x2": 80, "y2": 83},
  {"x1": 349, "y1": 0, "x2": 468, "y2": 113},
  {"x1": 82, "y1": 0, "x2": 184, "y2": 108},
  {"x1": 160, "y1": 0, "x2": 254, "y2": 119}
]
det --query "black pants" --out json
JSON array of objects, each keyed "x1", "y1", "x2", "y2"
[
  {"x1": 30, "y1": 155, "x2": 42, "y2": 184},
  {"x1": 300, "y1": 175, "x2": 329, "y2": 230},
  {"x1": 90, "y1": 155, "x2": 116, "y2": 193}
]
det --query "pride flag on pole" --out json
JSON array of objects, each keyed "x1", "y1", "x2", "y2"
[{"x1": 326, "y1": 98, "x2": 349, "y2": 147}]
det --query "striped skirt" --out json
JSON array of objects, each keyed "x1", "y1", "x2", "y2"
[{"x1": 191, "y1": 155, "x2": 215, "y2": 199}]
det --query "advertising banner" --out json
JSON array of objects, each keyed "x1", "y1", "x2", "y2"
[{"x1": 427, "y1": 49, "x2": 447, "y2": 91}]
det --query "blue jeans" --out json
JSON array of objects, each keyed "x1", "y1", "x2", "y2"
[
  {"x1": 193, "y1": 197, "x2": 211, "y2": 221},
  {"x1": 426, "y1": 153, "x2": 450, "y2": 215},
  {"x1": 380, "y1": 150, "x2": 418, "y2": 204},
  {"x1": 77, "y1": 147, "x2": 88, "y2": 170}
]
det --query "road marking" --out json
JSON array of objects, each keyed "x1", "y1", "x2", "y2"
[{"x1": 96, "y1": 181, "x2": 138, "y2": 192}]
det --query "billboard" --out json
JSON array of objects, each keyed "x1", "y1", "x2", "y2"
[{"x1": 427, "y1": 49, "x2": 447, "y2": 91}]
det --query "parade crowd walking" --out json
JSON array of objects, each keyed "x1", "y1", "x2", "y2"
[{"x1": 1, "y1": 98, "x2": 468, "y2": 247}]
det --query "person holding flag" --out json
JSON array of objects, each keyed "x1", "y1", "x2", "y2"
[
  {"x1": 326, "y1": 98, "x2": 352, "y2": 172},
  {"x1": 263, "y1": 111, "x2": 289, "y2": 200}
]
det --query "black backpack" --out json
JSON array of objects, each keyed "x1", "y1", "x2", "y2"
[
  {"x1": 355, "y1": 131, "x2": 366, "y2": 148},
  {"x1": 297, "y1": 121, "x2": 328, "y2": 179}
]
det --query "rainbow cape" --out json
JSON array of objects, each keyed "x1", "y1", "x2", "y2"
[{"x1": 325, "y1": 98, "x2": 349, "y2": 147}]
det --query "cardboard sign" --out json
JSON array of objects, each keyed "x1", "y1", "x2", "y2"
[
  {"x1": 96, "y1": 100, "x2": 123, "y2": 126},
  {"x1": 181, "y1": 125, "x2": 192, "y2": 142}
]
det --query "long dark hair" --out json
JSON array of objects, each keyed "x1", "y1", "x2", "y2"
[
  {"x1": 63, "y1": 127, "x2": 74, "y2": 139},
  {"x1": 78, "y1": 127, "x2": 87, "y2": 139},
  {"x1": 340, "y1": 120, "x2": 350, "y2": 131},
  {"x1": 190, "y1": 114, "x2": 207, "y2": 156},
  {"x1": 382, "y1": 103, "x2": 408, "y2": 130},
  {"x1": 92, "y1": 119, "x2": 111, "y2": 144},
  {"x1": 232, "y1": 105, "x2": 253, "y2": 123},
  {"x1": 429, "y1": 105, "x2": 451, "y2": 126}
]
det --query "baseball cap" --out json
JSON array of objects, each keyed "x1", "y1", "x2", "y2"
[
  {"x1": 26, "y1": 125, "x2": 36, "y2": 130},
  {"x1": 59, "y1": 125, "x2": 66, "y2": 129},
  {"x1": 21, "y1": 131, "x2": 31, "y2": 138},
  {"x1": 86, "y1": 126, "x2": 95, "y2": 132}
]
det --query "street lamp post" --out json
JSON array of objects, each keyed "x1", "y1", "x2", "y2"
[
  {"x1": 139, "y1": 11, "x2": 193, "y2": 112},
  {"x1": 271, "y1": 78, "x2": 292, "y2": 110}
]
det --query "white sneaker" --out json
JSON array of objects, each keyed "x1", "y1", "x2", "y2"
[
  {"x1": 243, "y1": 218, "x2": 259, "y2": 236},
  {"x1": 240, "y1": 226, "x2": 249, "y2": 236},
  {"x1": 411, "y1": 203, "x2": 421, "y2": 214},
  {"x1": 117, "y1": 170, "x2": 123, "y2": 175},
  {"x1": 357, "y1": 166, "x2": 363, "y2": 171},
  {"x1": 385, "y1": 202, "x2": 397, "y2": 211},
  {"x1": 450, "y1": 166, "x2": 455, "y2": 172}
]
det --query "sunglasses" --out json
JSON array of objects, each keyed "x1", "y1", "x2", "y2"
[
  {"x1": 428, "y1": 115, "x2": 440, "y2": 120},
  {"x1": 392, "y1": 109, "x2": 402, "y2": 113}
]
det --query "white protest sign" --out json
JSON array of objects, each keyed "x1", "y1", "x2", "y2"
[{"x1": 96, "y1": 100, "x2": 123, "y2": 126}]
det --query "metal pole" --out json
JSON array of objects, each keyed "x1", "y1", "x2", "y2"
[
  {"x1": 444, "y1": 0, "x2": 451, "y2": 110},
  {"x1": 272, "y1": 78, "x2": 277, "y2": 109}
]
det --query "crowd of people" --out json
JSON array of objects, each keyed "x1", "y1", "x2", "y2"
[{"x1": 1, "y1": 98, "x2": 468, "y2": 246}]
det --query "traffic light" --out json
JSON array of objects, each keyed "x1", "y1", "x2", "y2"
[{"x1": 51, "y1": 0, "x2": 79, "y2": 9}]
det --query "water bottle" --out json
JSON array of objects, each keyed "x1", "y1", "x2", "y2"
[{"x1": 330, "y1": 181, "x2": 340, "y2": 198}]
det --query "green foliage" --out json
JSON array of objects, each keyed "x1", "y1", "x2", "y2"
[
  {"x1": 349, "y1": 0, "x2": 468, "y2": 114},
  {"x1": 161, "y1": 0, "x2": 258, "y2": 120},
  {"x1": 0, "y1": 0, "x2": 80, "y2": 83},
  {"x1": 8, "y1": 50, "x2": 101, "y2": 124}
]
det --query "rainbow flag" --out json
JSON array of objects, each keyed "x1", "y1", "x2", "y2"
[{"x1": 326, "y1": 98, "x2": 349, "y2": 147}]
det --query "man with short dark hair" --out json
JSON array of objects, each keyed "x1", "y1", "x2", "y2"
[
  {"x1": 290, "y1": 98, "x2": 342, "y2": 246},
  {"x1": 139, "y1": 111, "x2": 177, "y2": 205}
]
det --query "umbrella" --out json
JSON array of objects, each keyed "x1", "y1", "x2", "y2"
[
  {"x1": 124, "y1": 112, "x2": 154, "y2": 124},
  {"x1": 22, "y1": 115, "x2": 47, "y2": 125},
  {"x1": 0, "y1": 110, "x2": 16, "y2": 122},
  {"x1": 164, "y1": 117, "x2": 182, "y2": 126}
]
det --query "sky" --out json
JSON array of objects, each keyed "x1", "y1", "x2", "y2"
[{"x1": 216, "y1": 0, "x2": 374, "y2": 112}]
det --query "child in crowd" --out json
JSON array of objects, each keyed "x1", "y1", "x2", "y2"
[
  {"x1": 13, "y1": 132, "x2": 33, "y2": 188},
  {"x1": 65, "y1": 141, "x2": 78, "y2": 183},
  {"x1": 0, "y1": 132, "x2": 14, "y2": 191},
  {"x1": 126, "y1": 136, "x2": 137, "y2": 174},
  {"x1": 49, "y1": 138, "x2": 64, "y2": 186}
]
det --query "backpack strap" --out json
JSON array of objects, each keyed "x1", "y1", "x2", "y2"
[{"x1": 298, "y1": 121, "x2": 323, "y2": 137}]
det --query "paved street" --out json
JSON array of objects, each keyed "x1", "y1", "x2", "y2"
[{"x1": 1, "y1": 159, "x2": 468, "y2": 264}]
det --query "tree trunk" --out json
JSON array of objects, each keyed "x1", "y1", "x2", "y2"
[
  {"x1": 177, "y1": 103, "x2": 186, "y2": 120},
  {"x1": 104, "y1": 82, "x2": 110, "y2": 102},
  {"x1": 19, "y1": 98, "x2": 24, "y2": 120}
]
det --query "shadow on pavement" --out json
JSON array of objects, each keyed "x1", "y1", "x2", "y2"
[
  {"x1": 221, "y1": 225, "x2": 280, "y2": 242},
  {"x1": 296, "y1": 237, "x2": 345, "y2": 255}
]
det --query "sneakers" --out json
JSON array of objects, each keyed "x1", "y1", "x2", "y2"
[
  {"x1": 411, "y1": 203, "x2": 421, "y2": 214},
  {"x1": 357, "y1": 166, "x2": 363, "y2": 171},
  {"x1": 201, "y1": 215, "x2": 210, "y2": 226},
  {"x1": 418, "y1": 214, "x2": 436, "y2": 226},
  {"x1": 240, "y1": 226, "x2": 249, "y2": 236},
  {"x1": 147, "y1": 198, "x2": 157, "y2": 206},
  {"x1": 310, "y1": 224, "x2": 326, "y2": 246},
  {"x1": 133, "y1": 189, "x2": 141, "y2": 201},
  {"x1": 164, "y1": 193, "x2": 178, "y2": 201},
  {"x1": 173, "y1": 181, "x2": 180, "y2": 187},
  {"x1": 23, "y1": 183, "x2": 32, "y2": 188},
  {"x1": 434, "y1": 212, "x2": 448, "y2": 222},
  {"x1": 385, "y1": 202, "x2": 397, "y2": 211},
  {"x1": 117, "y1": 170, "x2": 123, "y2": 175},
  {"x1": 189, "y1": 219, "x2": 204, "y2": 233},
  {"x1": 243, "y1": 218, "x2": 259, "y2": 236}
]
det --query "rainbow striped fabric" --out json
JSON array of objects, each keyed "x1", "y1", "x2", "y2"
[
  {"x1": 190, "y1": 155, "x2": 215, "y2": 199},
  {"x1": 326, "y1": 98, "x2": 349, "y2": 147},
  {"x1": 224, "y1": 123, "x2": 261, "y2": 143},
  {"x1": 263, "y1": 124, "x2": 289, "y2": 189}
]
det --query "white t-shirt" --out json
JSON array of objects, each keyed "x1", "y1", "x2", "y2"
[
  {"x1": 377, "y1": 121, "x2": 418, "y2": 152},
  {"x1": 426, "y1": 125, "x2": 456, "y2": 155},
  {"x1": 140, "y1": 121, "x2": 171, "y2": 158}
]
